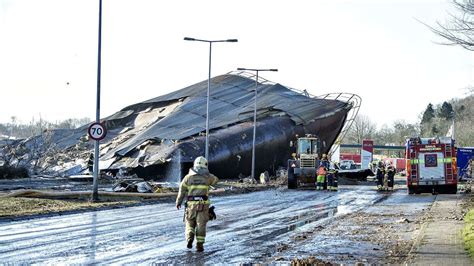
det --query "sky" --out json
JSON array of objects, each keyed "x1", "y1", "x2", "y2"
[{"x1": 0, "y1": 0, "x2": 473, "y2": 128}]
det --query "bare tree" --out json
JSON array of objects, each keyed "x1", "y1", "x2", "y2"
[
  {"x1": 393, "y1": 120, "x2": 419, "y2": 145},
  {"x1": 345, "y1": 114, "x2": 377, "y2": 144},
  {"x1": 431, "y1": 0, "x2": 474, "y2": 51}
]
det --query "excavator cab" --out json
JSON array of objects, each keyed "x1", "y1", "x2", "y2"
[{"x1": 297, "y1": 137, "x2": 320, "y2": 155}]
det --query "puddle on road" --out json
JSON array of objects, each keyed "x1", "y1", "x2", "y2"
[
  {"x1": 281, "y1": 237, "x2": 384, "y2": 265},
  {"x1": 263, "y1": 189, "x2": 386, "y2": 238},
  {"x1": 286, "y1": 204, "x2": 338, "y2": 233}
]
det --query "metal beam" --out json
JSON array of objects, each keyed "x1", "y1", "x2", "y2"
[{"x1": 340, "y1": 144, "x2": 405, "y2": 150}]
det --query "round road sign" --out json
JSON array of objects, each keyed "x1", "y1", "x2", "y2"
[{"x1": 88, "y1": 122, "x2": 107, "y2": 141}]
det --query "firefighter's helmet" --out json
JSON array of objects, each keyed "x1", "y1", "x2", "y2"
[
  {"x1": 322, "y1": 153, "x2": 327, "y2": 159},
  {"x1": 194, "y1": 156, "x2": 208, "y2": 169}
]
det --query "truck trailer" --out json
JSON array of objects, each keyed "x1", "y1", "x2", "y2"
[{"x1": 457, "y1": 147, "x2": 473, "y2": 180}]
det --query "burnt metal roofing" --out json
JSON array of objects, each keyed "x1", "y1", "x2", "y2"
[{"x1": 105, "y1": 73, "x2": 349, "y2": 158}]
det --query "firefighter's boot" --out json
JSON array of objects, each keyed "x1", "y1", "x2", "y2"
[
  {"x1": 196, "y1": 242, "x2": 204, "y2": 252},
  {"x1": 187, "y1": 239, "x2": 193, "y2": 249}
]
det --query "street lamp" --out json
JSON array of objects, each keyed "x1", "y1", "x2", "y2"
[
  {"x1": 184, "y1": 37, "x2": 238, "y2": 160},
  {"x1": 236, "y1": 68, "x2": 278, "y2": 180},
  {"x1": 92, "y1": 0, "x2": 103, "y2": 202}
]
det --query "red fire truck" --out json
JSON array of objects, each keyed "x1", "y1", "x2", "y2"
[{"x1": 405, "y1": 137, "x2": 457, "y2": 194}]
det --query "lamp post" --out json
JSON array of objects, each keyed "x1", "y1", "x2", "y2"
[
  {"x1": 91, "y1": 0, "x2": 103, "y2": 202},
  {"x1": 184, "y1": 37, "x2": 238, "y2": 160},
  {"x1": 236, "y1": 68, "x2": 278, "y2": 180},
  {"x1": 451, "y1": 110, "x2": 456, "y2": 140}
]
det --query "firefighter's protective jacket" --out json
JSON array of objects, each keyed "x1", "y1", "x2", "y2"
[{"x1": 176, "y1": 168, "x2": 219, "y2": 206}]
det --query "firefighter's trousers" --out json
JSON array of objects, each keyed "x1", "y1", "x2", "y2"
[
  {"x1": 387, "y1": 173, "x2": 395, "y2": 190},
  {"x1": 327, "y1": 173, "x2": 338, "y2": 191},
  {"x1": 185, "y1": 202, "x2": 210, "y2": 244},
  {"x1": 376, "y1": 173, "x2": 384, "y2": 190},
  {"x1": 383, "y1": 174, "x2": 388, "y2": 190},
  {"x1": 316, "y1": 175, "x2": 325, "y2": 190}
]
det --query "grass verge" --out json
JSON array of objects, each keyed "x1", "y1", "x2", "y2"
[
  {"x1": 464, "y1": 208, "x2": 474, "y2": 257},
  {"x1": 463, "y1": 190, "x2": 474, "y2": 259},
  {"x1": 0, "y1": 196, "x2": 139, "y2": 219},
  {"x1": 0, "y1": 179, "x2": 282, "y2": 219}
]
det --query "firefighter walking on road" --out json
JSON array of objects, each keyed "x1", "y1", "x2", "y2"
[{"x1": 176, "y1": 156, "x2": 219, "y2": 252}]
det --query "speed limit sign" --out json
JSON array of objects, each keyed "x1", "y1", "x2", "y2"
[{"x1": 88, "y1": 122, "x2": 107, "y2": 141}]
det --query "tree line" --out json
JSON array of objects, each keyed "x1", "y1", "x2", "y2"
[
  {"x1": 345, "y1": 0, "x2": 473, "y2": 149},
  {"x1": 0, "y1": 117, "x2": 91, "y2": 139},
  {"x1": 344, "y1": 91, "x2": 473, "y2": 148}
]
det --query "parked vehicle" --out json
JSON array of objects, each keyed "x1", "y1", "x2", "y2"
[
  {"x1": 339, "y1": 160, "x2": 357, "y2": 170},
  {"x1": 456, "y1": 147, "x2": 474, "y2": 180},
  {"x1": 340, "y1": 153, "x2": 361, "y2": 164},
  {"x1": 405, "y1": 137, "x2": 457, "y2": 194}
]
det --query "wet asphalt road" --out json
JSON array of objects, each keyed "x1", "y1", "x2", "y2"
[{"x1": 0, "y1": 185, "x2": 434, "y2": 264}]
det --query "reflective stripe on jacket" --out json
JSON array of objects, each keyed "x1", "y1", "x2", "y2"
[{"x1": 176, "y1": 168, "x2": 219, "y2": 206}]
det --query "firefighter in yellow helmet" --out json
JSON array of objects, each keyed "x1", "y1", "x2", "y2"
[{"x1": 176, "y1": 156, "x2": 219, "y2": 252}]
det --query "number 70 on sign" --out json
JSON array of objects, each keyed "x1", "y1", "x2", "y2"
[{"x1": 88, "y1": 122, "x2": 107, "y2": 141}]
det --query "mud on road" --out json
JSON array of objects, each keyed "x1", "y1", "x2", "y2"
[
  {"x1": 280, "y1": 188, "x2": 435, "y2": 265},
  {"x1": 0, "y1": 185, "x2": 439, "y2": 264}
]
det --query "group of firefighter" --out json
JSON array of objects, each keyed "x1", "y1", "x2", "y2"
[
  {"x1": 371, "y1": 160, "x2": 396, "y2": 191},
  {"x1": 315, "y1": 155, "x2": 397, "y2": 192},
  {"x1": 316, "y1": 154, "x2": 338, "y2": 191}
]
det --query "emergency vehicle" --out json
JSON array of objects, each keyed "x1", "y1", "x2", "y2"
[{"x1": 405, "y1": 137, "x2": 457, "y2": 194}]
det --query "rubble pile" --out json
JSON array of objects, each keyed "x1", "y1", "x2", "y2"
[
  {"x1": 112, "y1": 180, "x2": 177, "y2": 193},
  {"x1": 0, "y1": 130, "x2": 94, "y2": 177}
]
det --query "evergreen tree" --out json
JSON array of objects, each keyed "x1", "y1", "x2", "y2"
[
  {"x1": 421, "y1": 103, "x2": 435, "y2": 123},
  {"x1": 438, "y1": 101, "x2": 454, "y2": 120}
]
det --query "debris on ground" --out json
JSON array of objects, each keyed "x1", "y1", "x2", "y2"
[
  {"x1": 291, "y1": 256, "x2": 332, "y2": 266},
  {"x1": 112, "y1": 180, "x2": 174, "y2": 193},
  {"x1": 239, "y1": 175, "x2": 258, "y2": 184},
  {"x1": 272, "y1": 169, "x2": 288, "y2": 186},
  {"x1": 397, "y1": 218, "x2": 411, "y2": 223},
  {"x1": 460, "y1": 180, "x2": 472, "y2": 194},
  {"x1": 260, "y1": 171, "x2": 270, "y2": 184}
]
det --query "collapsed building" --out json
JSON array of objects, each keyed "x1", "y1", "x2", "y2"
[{"x1": 2, "y1": 72, "x2": 360, "y2": 181}]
